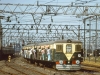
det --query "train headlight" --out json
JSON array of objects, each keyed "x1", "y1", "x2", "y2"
[
  {"x1": 76, "y1": 60, "x2": 80, "y2": 64},
  {"x1": 59, "y1": 60, "x2": 63, "y2": 64},
  {"x1": 67, "y1": 61, "x2": 69, "y2": 63},
  {"x1": 78, "y1": 54, "x2": 81, "y2": 57}
]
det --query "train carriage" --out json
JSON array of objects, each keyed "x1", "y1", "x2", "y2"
[
  {"x1": 22, "y1": 44, "x2": 34, "y2": 59},
  {"x1": 23, "y1": 39, "x2": 83, "y2": 70},
  {"x1": 0, "y1": 24, "x2": 15, "y2": 60}
]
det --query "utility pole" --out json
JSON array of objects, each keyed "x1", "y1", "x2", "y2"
[
  {"x1": 0, "y1": 16, "x2": 4, "y2": 48},
  {"x1": 95, "y1": 15, "x2": 98, "y2": 49},
  {"x1": 83, "y1": 19, "x2": 86, "y2": 61},
  {"x1": 95, "y1": 15, "x2": 98, "y2": 62},
  {"x1": 89, "y1": 17, "x2": 91, "y2": 61},
  {"x1": 78, "y1": 25, "x2": 80, "y2": 40}
]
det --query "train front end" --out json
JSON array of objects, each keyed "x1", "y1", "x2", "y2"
[{"x1": 54, "y1": 39, "x2": 83, "y2": 70}]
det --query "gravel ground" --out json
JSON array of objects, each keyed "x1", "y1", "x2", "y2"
[{"x1": 0, "y1": 57, "x2": 100, "y2": 75}]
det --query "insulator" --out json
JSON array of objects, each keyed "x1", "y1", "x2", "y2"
[{"x1": 31, "y1": 25, "x2": 33, "y2": 28}]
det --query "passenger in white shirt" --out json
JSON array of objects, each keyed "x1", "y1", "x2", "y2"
[
  {"x1": 47, "y1": 47, "x2": 51, "y2": 61},
  {"x1": 41, "y1": 48, "x2": 45, "y2": 60},
  {"x1": 32, "y1": 48, "x2": 36, "y2": 59}
]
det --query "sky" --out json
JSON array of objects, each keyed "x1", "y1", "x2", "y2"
[
  {"x1": 0, "y1": 0, "x2": 100, "y2": 4},
  {"x1": 0, "y1": 0, "x2": 100, "y2": 23},
  {"x1": 0, "y1": 0, "x2": 73, "y2": 5},
  {"x1": 0, "y1": 0, "x2": 100, "y2": 32},
  {"x1": 0, "y1": 0, "x2": 100, "y2": 44},
  {"x1": 0, "y1": 0, "x2": 83, "y2": 24},
  {"x1": 0, "y1": 0, "x2": 100, "y2": 30},
  {"x1": 0, "y1": 0, "x2": 100, "y2": 5}
]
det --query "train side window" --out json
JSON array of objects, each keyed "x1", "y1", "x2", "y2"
[
  {"x1": 75, "y1": 45, "x2": 81, "y2": 51},
  {"x1": 56, "y1": 45, "x2": 63, "y2": 52},
  {"x1": 66, "y1": 44, "x2": 72, "y2": 54}
]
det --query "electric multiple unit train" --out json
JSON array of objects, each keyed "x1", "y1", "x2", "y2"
[{"x1": 22, "y1": 39, "x2": 83, "y2": 70}]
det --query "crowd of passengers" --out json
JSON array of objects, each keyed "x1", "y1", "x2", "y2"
[{"x1": 21, "y1": 47, "x2": 52, "y2": 61}]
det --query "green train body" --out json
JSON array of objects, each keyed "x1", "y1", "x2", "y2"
[
  {"x1": 22, "y1": 39, "x2": 83, "y2": 70},
  {"x1": 0, "y1": 23, "x2": 15, "y2": 60}
]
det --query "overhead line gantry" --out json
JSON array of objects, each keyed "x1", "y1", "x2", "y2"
[
  {"x1": 0, "y1": 3, "x2": 100, "y2": 15},
  {"x1": 0, "y1": 3, "x2": 100, "y2": 51}
]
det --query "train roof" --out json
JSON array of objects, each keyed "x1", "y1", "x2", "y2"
[
  {"x1": 25, "y1": 44, "x2": 35, "y2": 46},
  {"x1": 37, "y1": 39, "x2": 82, "y2": 46},
  {"x1": 23, "y1": 44, "x2": 35, "y2": 48}
]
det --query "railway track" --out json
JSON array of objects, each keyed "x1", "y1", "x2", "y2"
[
  {"x1": 0, "y1": 57, "x2": 47, "y2": 75},
  {"x1": 81, "y1": 65, "x2": 100, "y2": 72},
  {"x1": 0, "y1": 69, "x2": 12, "y2": 75},
  {"x1": 5, "y1": 58, "x2": 47, "y2": 75},
  {"x1": 21, "y1": 57, "x2": 100, "y2": 75},
  {"x1": 0, "y1": 57, "x2": 100, "y2": 75},
  {"x1": 25, "y1": 61, "x2": 100, "y2": 75},
  {"x1": 0, "y1": 60, "x2": 16, "y2": 75}
]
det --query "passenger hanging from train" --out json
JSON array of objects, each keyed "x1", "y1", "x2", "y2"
[
  {"x1": 47, "y1": 47, "x2": 51, "y2": 61},
  {"x1": 41, "y1": 48, "x2": 45, "y2": 60},
  {"x1": 22, "y1": 49, "x2": 24, "y2": 57},
  {"x1": 28, "y1": 48, "x2": 32, "y2": 59},
  {"x1": 30, "y1": 48, "x2": 34, "y2": 59},
  {"x1": 24, "y1": 48, "x2": 27, "y2": 58},
  {"x1": 20, "y1": 49, "x2": 24, "y2": 57},
  {"x1": 32, "y1": 48, "x2": 37, "y2": 59},
  {"x1": 39, "y1": 47, "x2": 42, "y2": 60}
]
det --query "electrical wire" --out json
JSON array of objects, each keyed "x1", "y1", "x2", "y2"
[
  {"x1": 74, "y1": 0, "x2": 97, "y2": 5},
  {"x1": 44, "y1": 0, "x2": 56, "y2": 5}
]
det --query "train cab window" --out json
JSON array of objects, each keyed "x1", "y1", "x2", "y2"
[
  {"x1": 75, "y1": 45, "x2": 81, "y2": 51},
  {"x1": 66, "y1": 44, "x2": 72, "y2": 54},
  {"x1": 56, "y1": 45, "x2": 63, "y2": 52}
]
